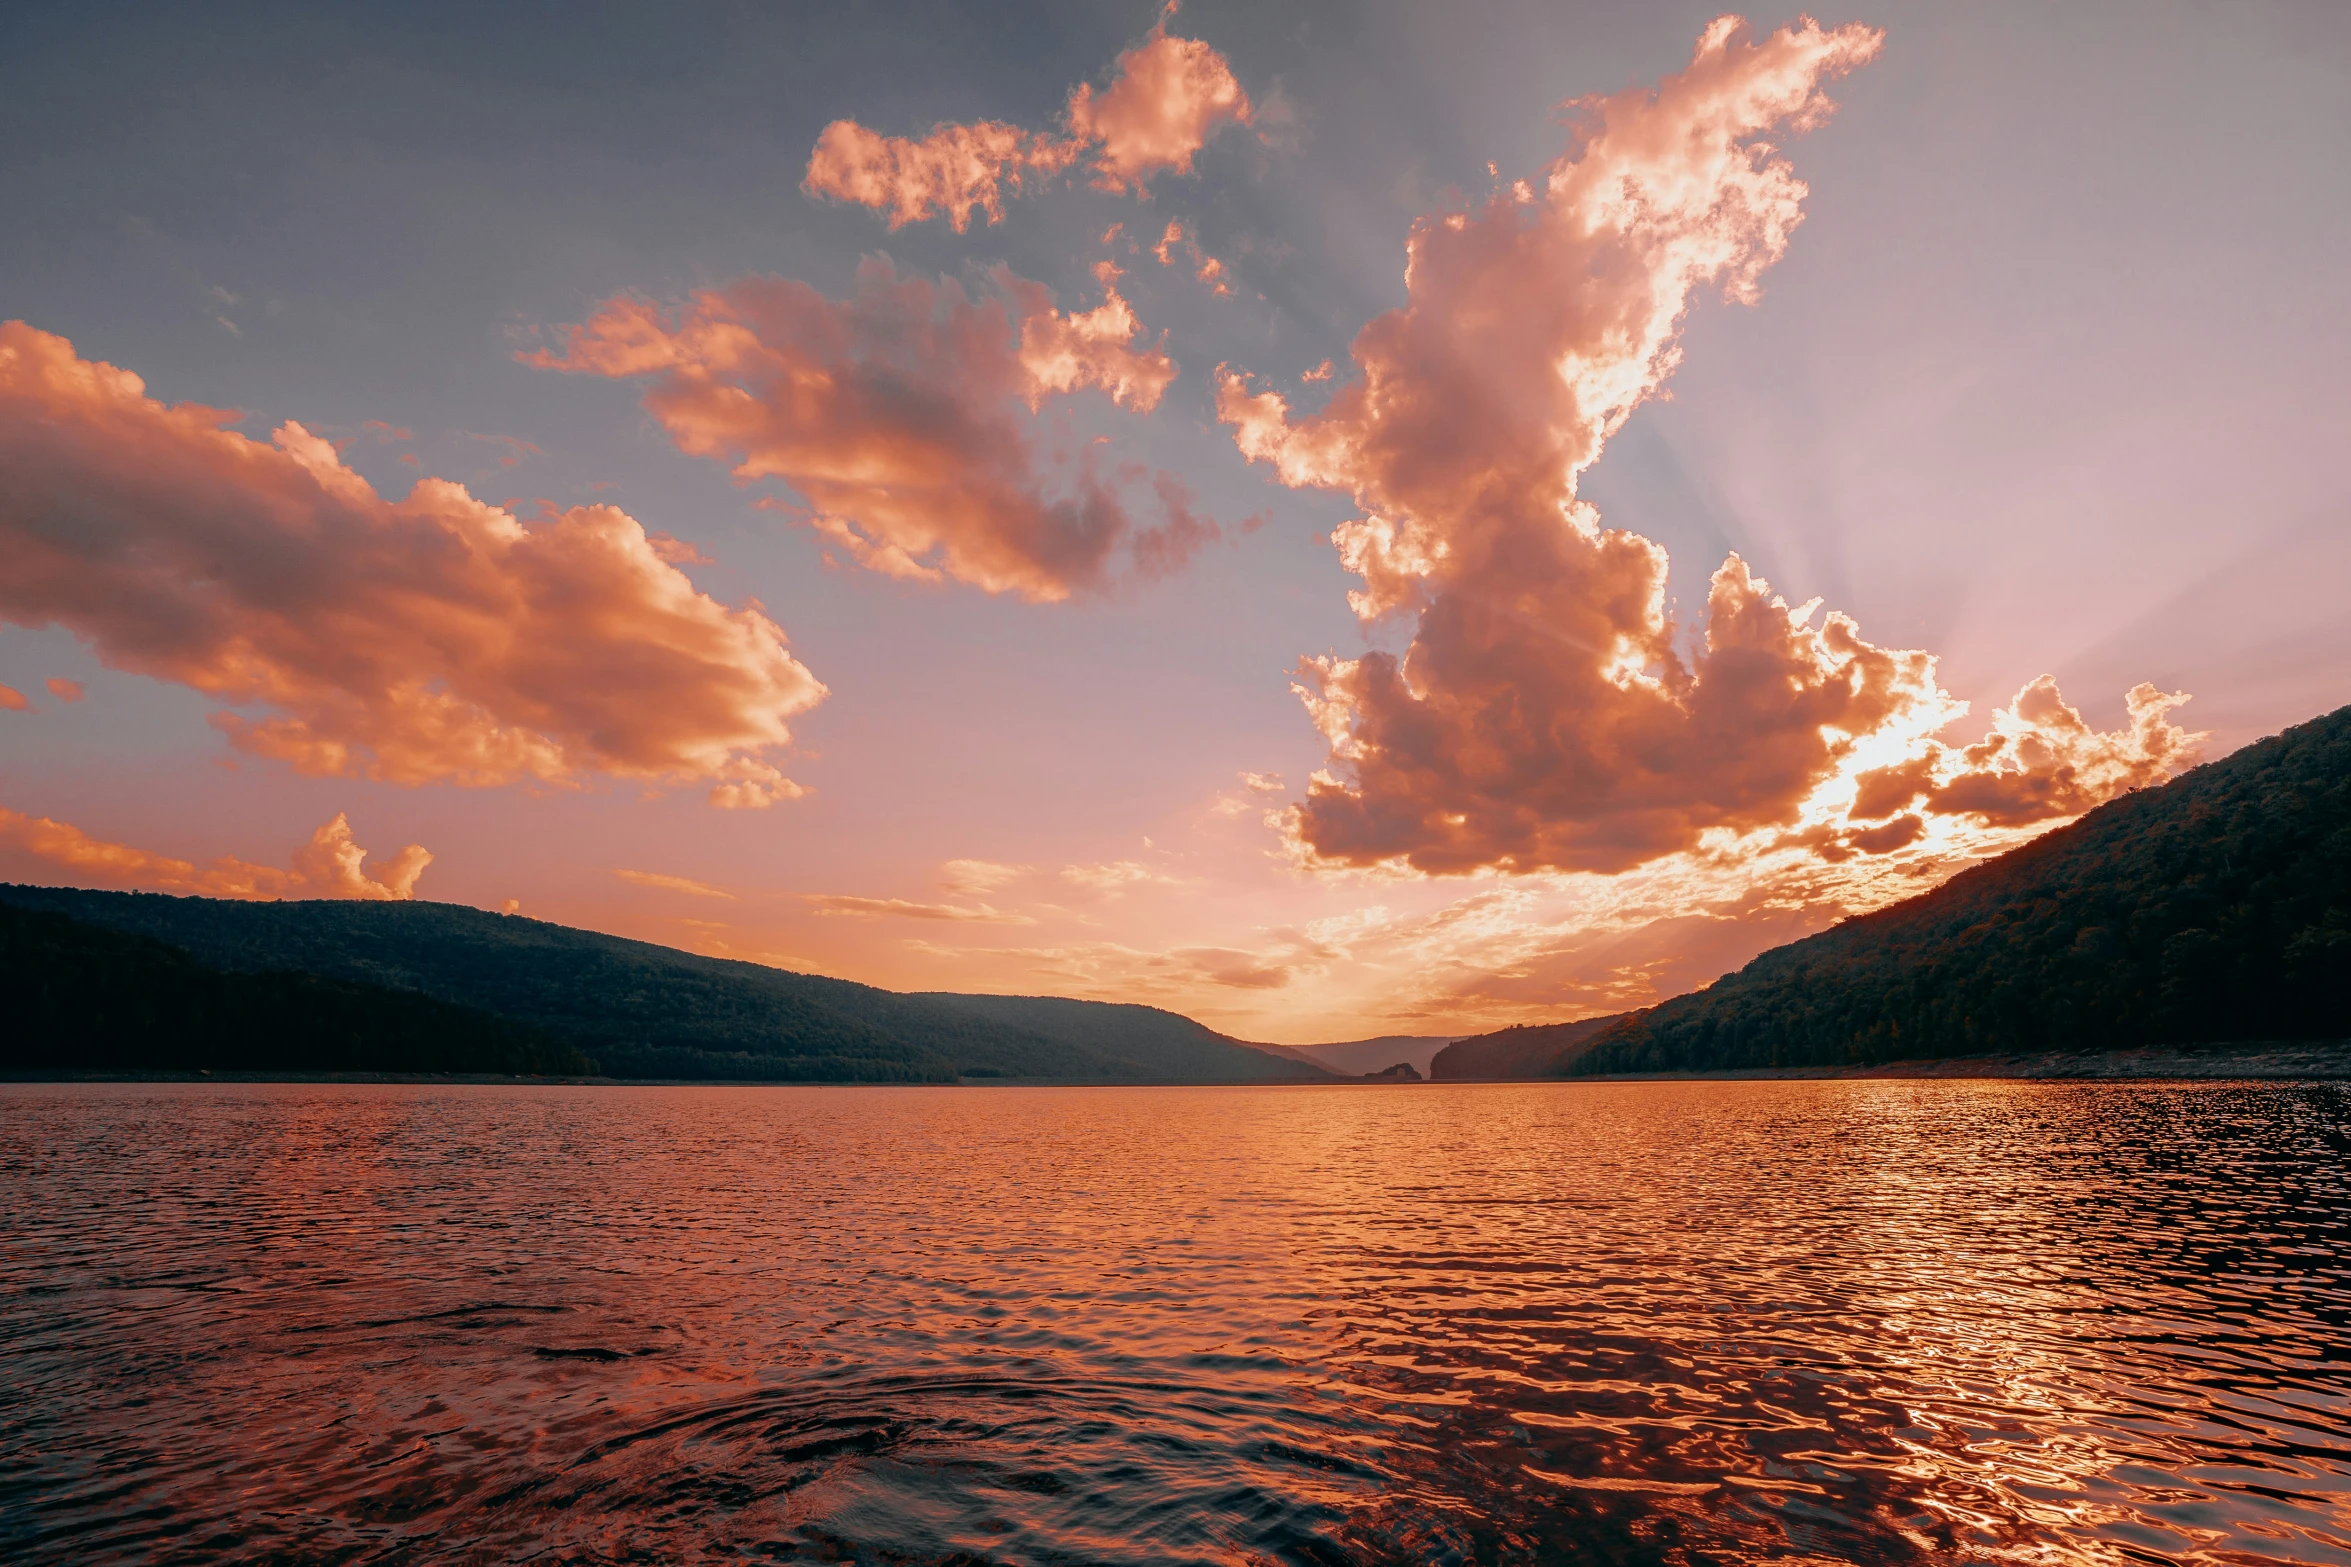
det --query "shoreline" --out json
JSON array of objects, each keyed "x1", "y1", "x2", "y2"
[
  {"x1": 5, "y1": 1042, "x2": 2349, "y2": 1089},
  {"x1": 1516, "y1": 1040, "x2": 2351, "y2": 1084}
]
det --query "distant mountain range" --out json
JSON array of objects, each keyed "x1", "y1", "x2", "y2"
[
  {"x1": 1256, "y1": 1035, "x2": 1460, "y2": 1076},
  {"x1": 1434, "y1": 700, "x2": 2351, "y2": 1078},
  {"x1": 0, "y1": 888, "x2": 1335, "y2": 1084},
  {"x1": 16, "y1": 702, "x2": 2342, "y2": 1085}
]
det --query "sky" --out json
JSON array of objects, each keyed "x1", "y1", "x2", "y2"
[{"x1": 2, "y1": 1, "x2": 2346, "y2": 1042}]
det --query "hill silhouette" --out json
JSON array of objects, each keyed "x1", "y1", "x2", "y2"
[
  {"x1": 1438, "y1": 700, "x2": 2350, "y2": 1078},
  {"x1": 0, "y1": 889, "x2": 1333, "y2": 1084},
  {"x1": 1429, "y1": 1016, "x2": 1626, "y2": 1080},
  {"x1": 2, "y1": 902, "x2": 590, "y2": 1076}
]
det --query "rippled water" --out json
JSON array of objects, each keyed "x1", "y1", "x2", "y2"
[{"x1": 2, "y1": 1080, "x2": 2347, "y2": 1565}]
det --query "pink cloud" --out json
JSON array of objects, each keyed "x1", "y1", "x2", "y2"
[
  {"x1": 804, "y1": 893, "x2": 1034, "y2": 924},
  {"x1": 527, "y1": 258, "x2": 1221, "y2": 599},
  {"x1": 0, "y1": 324, "x2": 827, "y2": 803},
  {"x1": 1068, "y1": 16, "x2": 1253, "y2": 193},
  {"x1": 0, "y1": 322, "x2": 824, "y2": 804},
  {"x1": 1215, "y1": 18, "x2": 2199, "y2": 876},
  {"x1": 45, "y1": 677, "x2": 85, "y2": 703},
  {"x1": 1151, "y1": 220, "x2": 1235, "y2": 297},
  {"x1": 0, "y1": 806, "x2": 427, "y2": 900},
  {"x1": 803, "y1": 12, "x2": 1250, "y2": 229},
  {"x1": 804, "y1": 120, "x2": 1079, "y2": 234},
  {"x1": 1854, "y1": 677, "x2": 2201, "y2": 828}
]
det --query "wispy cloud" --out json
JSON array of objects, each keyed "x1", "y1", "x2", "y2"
[
  {"x1": 805, "y1": 894, "x2": 1034, "y2": 924},
  {"x1": 616, "y1": 868, "x2": 735, "y2": 899}
]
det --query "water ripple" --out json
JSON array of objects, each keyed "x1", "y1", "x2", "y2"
[{"x1": 1, "y1": 1079, "x2": 2346, "y2": 1563}]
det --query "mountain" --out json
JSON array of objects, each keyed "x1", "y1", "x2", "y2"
[
  {"x1": 0, "y1": 887, "x2": 1333, "y2": 1084},
  {"x1": 1460, "y1": 700, "x2": 2350, "y2": 1078},
  {"x1": 916, "y1": 994, "x2": 1335, "y2": 1082},
  {"x1": 1428, "y1": 1017, "x2": 1625, "y2": 1080},
  {"x1": 1257, "y1": 1035, "x2": 1462, "y2": 1076},
  {"x1": 1, "y1": 902, "x2": 590, "y2": 1077}
]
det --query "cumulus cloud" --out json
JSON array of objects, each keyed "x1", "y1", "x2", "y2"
[
  {"x1": 803, "y1": 10, "x2": 1251, "y2": 229},
  {"x1": 1899, "y1": 677, "x2": 2199, "y2": 827},
  {"x1": 0, "y1": 806, "x2": 428, "y2": 900},
  {"x1": 0, "y1": 323, "x2": 826, "y2": 804},
  {"x1": 528, "y1": 257, "x2": 1224, "y2": 599},
  {"x1": 1217, "y1": 18, "x2": 2194, "y2": 876}
]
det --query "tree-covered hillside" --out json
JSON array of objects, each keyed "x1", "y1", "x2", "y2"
[
  {"x1": 1554, "y1": 701, "x2": 2351, "y2": 1075},
  {"x1": 1428, "y1": 1016, "x2": 1625, "y2": 1080},
  {"x1": 923, "y1": 994, "x2": 1334, "y2": 1082},
  {"x1": 0, "y1": 888, "x2": 1329, "y2": 1082},
  {"x1": 2, "y1": 903, "x2": 591, "y2": 1076}
]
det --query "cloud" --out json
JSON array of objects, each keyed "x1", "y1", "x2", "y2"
[
  {"x1": 45, "y1": 677, "x2": 85, "y2": 703},
  {"x1": 1216, "y1": 18, "x2": 2195, "y2": 877},
  {"x1": 464, "y1": 432, "x2": 541, "y2": 469},
  {"x1": 1060, "y1": 859, "x2": 1183, "y2": 893},
  {"x1": 615, "y1": 868, "x2": 735, "y2": 899},
  {"x1": 803, "y1": 120, "x2": 1079, "y2": 234},
  {"x1": 0, "y1": 806, "x2": 427, "y2": 900},
  {"x1": 913, "y1": 924, "x2": 1339, "y2": 999},
  {"x1": 1151, "y1": 220, "x2": 1235, "y2": 296},
  {"x1": 940, "y1": 858, "x2": 1028, "y2": 896},
  {"x1": 1910, "y1": 678, "x2": 2199, "y2": 827},
  {"x1": 804, "y1": 893, "x2": 1034, "y2": 924},
  {"x1": 803, "y1": 12, "x2": 1251, "y2": 229},
  {"x1": 0, "y1": 684, "x2": 27, "y2": 712},
  {"x1": 528, "y1": 257, "x2": 1225, "y2": 599},
  {"x1": 0, "y1": 322, "x2": 825, "y2": 804}
]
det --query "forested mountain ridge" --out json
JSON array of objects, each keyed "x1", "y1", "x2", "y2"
[
  {"x1": 0, "y1": 888, "x2": 1332, "y2": 1083},
  {"x1": 1544, "y1": 700, "x2": 2351, "y2": 1076},
  {"x1": 1428, "y1": 1016, "x2": 1627, "y2": 1080},
  {"x1": 915, "y1": 994, "x2": 1335, "y2": 1082},
  {"x1": 2, "y1": 902, "x2": 591, "y2": 1076}
]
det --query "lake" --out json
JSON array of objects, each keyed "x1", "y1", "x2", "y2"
[{"x1": 2, "y1": 1080, "x2": 2346, "y2": 1564}]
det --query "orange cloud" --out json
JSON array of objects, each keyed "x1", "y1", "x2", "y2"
[
  {"x1": 528, "y1": 258, "x2": 1222, "y2": 599},
  {"x1": 803, "y1": 12, "x2": 1249, "y2": 228},
  {"x1": 0, "y1": 322, "x2": 824, "y2": 804},
  {"x1": 1060, "y1": 859, "x2": 1189, "y2": 894},
  {"x1": 1151, "y1": 220, "x2": 1235, "y2": 297},
  {"x1": 615, "y1": 868, "x2": 735, "y2": 899},
  {"x1": 0, "y1": 684, "x2": 26, "y2": 712},
  {"x1": 1069, "y1": 16, "x2": 1252, "y2": 192},
  {"x1": 1216, "y1": 18, "x2": 2198, "y2": 876},
  {"x1": 804, "y1": 894, "x2": 1034, "y2": 924},
  {"x1": 0, "y1": 806, "x2": 427, "y2": 900},
  {"x1": 804, "y1": 121, "x2": 1079, "y2": 234},
  {"x1": 45, "y1": 677, "x2": 85, "y2": 702},
  {"x1": 1917, "y1": 678, "x2": 2199, "y2": 826},
  {"x1": 940, "y1": 858, "x2": 1028, "y2": 896}
]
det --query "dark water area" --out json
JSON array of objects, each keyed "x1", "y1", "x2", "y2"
[{"x1": 3, "y1": 1081, "x2": 2348, "y2": 1565}]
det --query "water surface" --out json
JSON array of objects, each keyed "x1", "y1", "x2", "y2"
[{"x1": 3, "y1": 1080, "x2": 2346, "y2": 1564}]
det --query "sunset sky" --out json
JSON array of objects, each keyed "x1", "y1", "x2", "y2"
[{"x1": 2, "y1": 1, "x2": 2345, "y2": 1042}]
